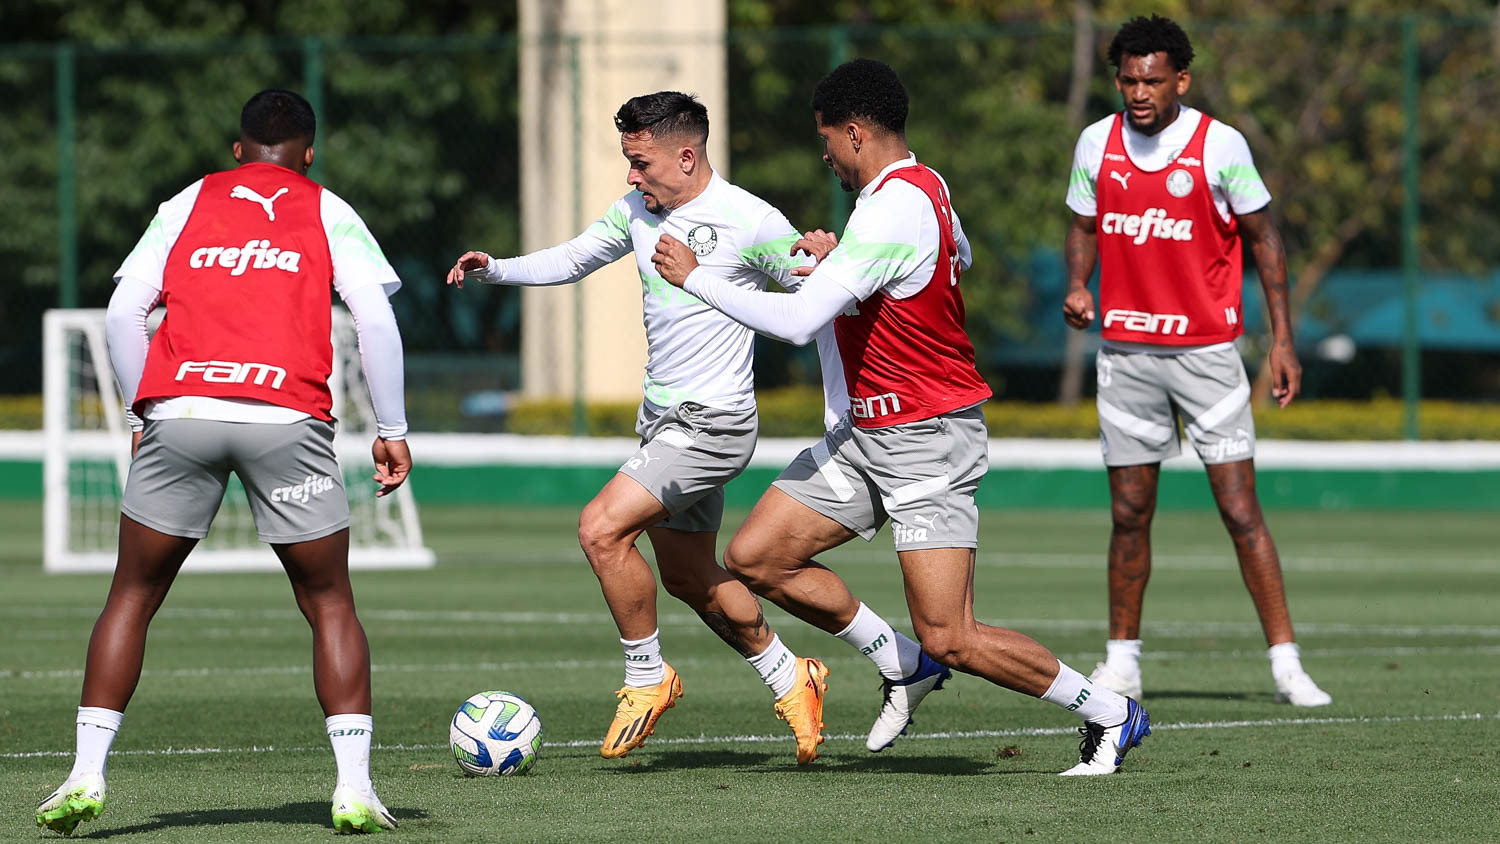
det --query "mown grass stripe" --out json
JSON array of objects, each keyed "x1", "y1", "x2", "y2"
[{"x1": 5, "y1": 711, "x2": 1492, "y2": 760}]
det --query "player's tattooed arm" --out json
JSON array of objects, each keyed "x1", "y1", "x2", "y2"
[
  {"x1": 1062, "y1": 213, "x2": 1099, "y2": 329},
  {"x1": 1238, "y1": 208, "x2": 1302, "y2": 407},
  {"x1": 697, "y1": 607, "x2": 771, "y2": 658}
]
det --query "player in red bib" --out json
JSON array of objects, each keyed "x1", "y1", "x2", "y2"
[
  {"x1": 659, "y1": 59, "x2": 1151, "y2": 775},
  {"x1": 1063, "y1": 15, "x2": 1331, "y2": 707},
  {"x1": 36, "y1": 90, "x2": 409, "y2": 835}
]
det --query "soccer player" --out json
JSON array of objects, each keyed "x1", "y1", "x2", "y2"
[
  {"x1": 1061, "y1": 15, "x2": 1331, "y2": 706},
  {"x1": 654, "y1": 59, "x2": 1150, "y2": 775},
  {"x1": 35, "y1": 89, "x2": 407, "y2": 835},
  {"x1": 448, "y1": 91, "x2": 934, "y2": 764}
]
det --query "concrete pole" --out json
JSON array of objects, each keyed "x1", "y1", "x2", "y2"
[{"x1": 518, "y1": 0, "x2": 728, "y2": 402}]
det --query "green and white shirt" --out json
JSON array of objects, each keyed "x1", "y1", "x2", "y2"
[
  {"x1": 1066, "y1": 107, "x2": 1271, "y2": 223},
  {"x1": 472, "y1": 171, "x2": 846, "y2": 419}
]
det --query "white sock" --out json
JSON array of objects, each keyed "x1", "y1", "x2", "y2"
[
  {"x1": 622, "y1": 630, "x2": 665, "y2": 687},
  {"x1": 1041, "y1": 661, "x2": 1130, "y2": 725},
  {"x1": 835, "y1": 603, "x2": 921, "y2": 680},
  {"x1": 1104, "y1": 639, "x2": 1143, "y2": 675},
  {"x1": 68, "y1": 707, "x2": 123, "y2": 781},
  {"x1": 748, "y1": 635, "x2": 799, "y2": 699},
  {"x1": 326, "y1": 713, "x2": 373, "y2": 793},
  {"x1": 1268, "y1": 641, "x2": 1304, "y2": 677}
]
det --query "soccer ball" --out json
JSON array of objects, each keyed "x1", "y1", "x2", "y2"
[{"x1": 449, "y1": 690, "x2": 543, "y2": 776}]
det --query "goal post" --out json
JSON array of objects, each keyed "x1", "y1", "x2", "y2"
[{"x1": 42, "y1": 308, "x2": 436, "y2": 573}]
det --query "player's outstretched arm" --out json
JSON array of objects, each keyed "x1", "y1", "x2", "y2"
[
  {"x1": 1238, "y1": 208, "x2": 1301, "y2": 407},
  {"x1": 372, "y1": 437, "x2": 411, "y2": 497},
  {"x1": 1062, "y1": 212, "x2": 1098, "y2": 330},
  {"x1": 448, "y1": 203, "x2": 636, "y2": 291}
]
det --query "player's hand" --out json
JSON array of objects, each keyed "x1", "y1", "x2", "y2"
[
  {"x1": 130, "y1": 430, "x2": 142, "y2": 458},
  {"x1": 1062, "y1": 287, "x2": 1096, "y2": 330},
  {"x1": 1267, "y1": 339, "x2": 1302, "y2": 408},
  {"x1": 790, "y1": 229, "x2": 838, "y2": 276},
  {"x1": 653, "y1": 235, "x2": 698, "y2": 287},
  {"x1": 446, "y1": 251, "x2": 491, "y2": 289},
  {"x1": 372, "y1": 437, "x2": 412, "y2": 497}
]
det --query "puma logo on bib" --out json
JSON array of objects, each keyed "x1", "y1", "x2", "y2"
[{"x1": 230, "y1": 185, "x2": 289, "y2": 221}]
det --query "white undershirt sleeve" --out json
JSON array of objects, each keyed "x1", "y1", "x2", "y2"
[
  {"x1": 812, "y1": 323, "x2": 849, "y2": 429},
  {"x1": 684, "y1": 267, "x2": 854, "y2": 347},
  {"x1": 1065, "y1": 122, "x2": 1107, "y2": 217},
  {"x1": 1207, "y1": 123, "x2": 1273, "y2": 216},
  {"x1": 103, "y1": 277, "x2": 162, "y2": 432},
  {"x1": 341, "y1": 283, "x2": 408, "y2": 440},
  {"x1": 468, "y1": 204, "x2": 633, "y2": 286}
]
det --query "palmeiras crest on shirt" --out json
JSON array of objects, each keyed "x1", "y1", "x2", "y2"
[
  {"x1": 1166, "y1": 169, "x2": 1195, "y2": 198},
  {"x1": 686, "y1": 224, "x2": 719, "y2": 257}
]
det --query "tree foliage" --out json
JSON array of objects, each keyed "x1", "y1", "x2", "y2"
[
  {"x1": 2, "y1": 0, "x2": 1497, "y2": 401},
  {"x1": 724, "y1": 0, "x2": 1500, "y2": 398},
  {"x1": 0, "y1": 0, "x2": 521, "y2": 389}
]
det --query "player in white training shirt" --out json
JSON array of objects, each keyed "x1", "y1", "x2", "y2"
[
  {"x1": 448, "y1": 92, "x2": 926, "y2": 764},
  {"x1": 36, "y1": 89, "x2": 406, "y2": 836}
]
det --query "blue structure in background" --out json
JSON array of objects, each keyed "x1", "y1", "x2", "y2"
[{"x1": 993, "y1": 250, "x2": 1500, "y2": 375}]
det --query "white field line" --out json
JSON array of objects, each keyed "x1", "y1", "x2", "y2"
[
  {"x1": 432, "y1": 549, "x2": 1500, "y2": 573},
  {"x1": 3, "y1": 711, "x2": 1494, "y2": 760},
  {"x1": 6, "y1": 645, "x2": 1500, "y2": 682},
  {"x1": 5, "y1": 606, "x2": 1500, "y2": 639},
  {"x1": 8, "y1": 429, "x2": 1500, "y2": 468}
]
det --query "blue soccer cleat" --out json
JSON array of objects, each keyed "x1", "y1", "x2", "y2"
[
  {"x1": 1059, "y1": 697, "x2": 1151, "y2": 776},
  {"x1": 867, "y1": 651, "x2": 952, "y2": 752}
]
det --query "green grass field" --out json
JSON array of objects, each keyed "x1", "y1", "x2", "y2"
[{"x1": 2, "y1": 500, "x2": 1497, "y2": 841}]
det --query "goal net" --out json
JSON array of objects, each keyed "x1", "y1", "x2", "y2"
[{"x1": 43, "y1": 308, "x2": 435, "y2": 573}]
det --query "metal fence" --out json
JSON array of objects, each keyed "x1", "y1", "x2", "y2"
[{"x1": 4, "y1": 14, "x2": 1498, "y2": 436}]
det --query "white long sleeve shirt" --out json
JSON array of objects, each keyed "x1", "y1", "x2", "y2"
[
  {"x1": 470, "y1": 171, "x2": 848, "y2": 426},
  {"x1": 684, "y1": 155, "x2": 972, "y2": 347}
]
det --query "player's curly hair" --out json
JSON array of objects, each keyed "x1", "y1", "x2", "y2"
[
  {"x1": 613, "y1": 91, "x2": 709, "y2": 144},
  {"x1": 240, "y1": 89, "x2": 316, "y2": 146},
  {"x1": 1108, "y1": 14, "x2": 1195, "y2": 71},
  {"x1": 811, "y1": 58, "x2": 908, "y2": 135}
]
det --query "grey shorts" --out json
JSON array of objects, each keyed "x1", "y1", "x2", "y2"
[
  {"x1": 1095, "y1": 345, "x2": 1256, "y2": 467},
  {"x1": 772, "y1": 406, "x2": 987, "y2": 551},
  {"x1": 121, "y1": 418, "x2": 350, "y2": 544},
  {"x1": 619, "y1": 401, "x2": 758, "y2": 534}
]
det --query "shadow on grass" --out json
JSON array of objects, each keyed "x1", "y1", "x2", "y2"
[
  {"x1": 832, "y1": 753, "x2": 997, "y2": 776},
  {"x1": 78, "y1": 802, "x2": 429, "y2": 838},
  {"x1": 1144, "y1": 690, "x2": 1262, "y2": 701},
  {"x1": 601, "y1": 749, "x2": 778, "y2": 772},
  {"x1": 598, "y1": 748, "x2": 996, "y2": 776}
]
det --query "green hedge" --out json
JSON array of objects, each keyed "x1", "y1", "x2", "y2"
[
  {"x1": 4, "y1": 392, "x2": 1496, "y2": 440},
  {"x1": 504, "y1": 393, "x2": 1500, "y2": 440}
]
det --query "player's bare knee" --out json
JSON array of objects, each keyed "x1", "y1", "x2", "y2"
[
  {"x1": 1111, "y1": 495, "x2": 1155, "y2": 533},
  {"x1": 1219, "y1": 503, "x2": 1266, "y2": 541},
  {"x1": 913, "y1": 626, "x2": 967, "y2": 670},
  {"x1": 576, "y1": 508, "x2": 627, "y2": 563},
  {"x1": 722, "y1": 537, "x2": 772, "y2": 590}
]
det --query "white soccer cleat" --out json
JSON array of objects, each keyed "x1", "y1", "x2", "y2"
[
  {"x1": 867, "y1": 652, "x2": 952, "y2": 752},
  {"x1": 36, "y1": 772, "x2": 107, "y2": 834},
  {"x1": 1059, "y1": 698, "x2": 1151, "y2": 776},
  {"x1": 1088, "y1": 661, "x2": 1143, "y2": 701},
  {"x1": 331, "y1": 783, "x2": 397, "y2": 834},
  {"x1": 1274, "y1": 669, "x2": 1332, "y2": 707}
]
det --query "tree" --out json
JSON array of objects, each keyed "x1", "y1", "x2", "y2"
[{"x1": 0, "y1": 0, "x2": 522, "y2": 392}]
